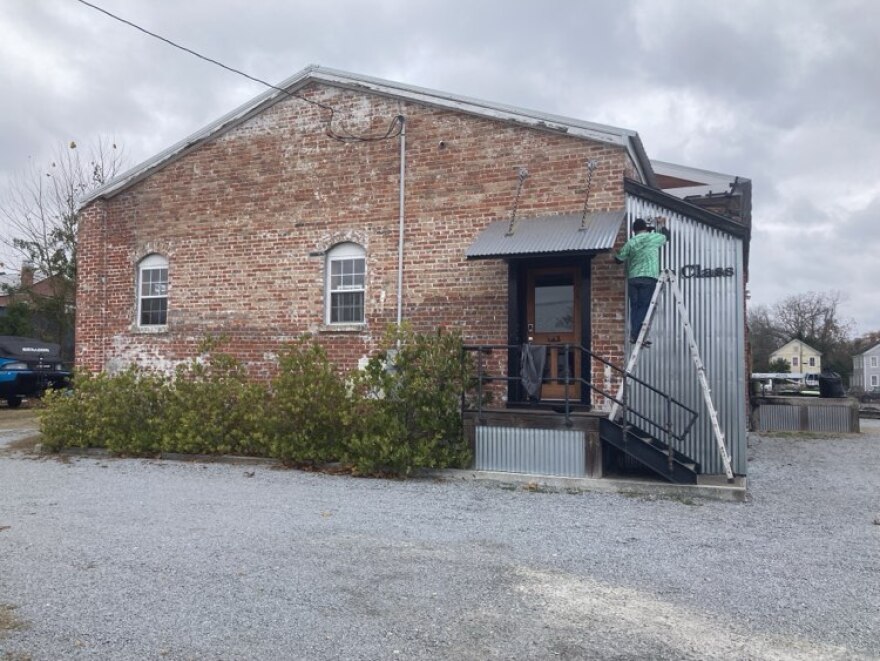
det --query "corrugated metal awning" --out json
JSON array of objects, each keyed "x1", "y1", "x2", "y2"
[{"x1": 465, "y1": 210, "x2": 625, "y2": 260}]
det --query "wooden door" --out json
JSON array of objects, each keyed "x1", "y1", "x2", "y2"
[{"x1": 526, "y1": 266, "x2": 581, "y2": 400}]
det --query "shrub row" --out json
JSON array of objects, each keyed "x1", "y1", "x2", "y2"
[{"x1": 39, "y1": 328, "x2": 472, "y2": 476}]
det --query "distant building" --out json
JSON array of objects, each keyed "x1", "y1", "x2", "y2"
[
  {"x1": 0, "y1": 261, "x2": 74, "y2": 360},
  {"x1": 770, "y1": 339, "x2": 822, "y2": 374},
  {"x1": 0, "y1": 270, "x2": 18, "y2": 315},
  {"x1": 852, "y1": 343, "x2": 880, "y2": 390}
]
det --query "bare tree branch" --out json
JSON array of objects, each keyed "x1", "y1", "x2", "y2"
[{"x1": 0, "y1": 137, "x2": 125, "y2": 356}]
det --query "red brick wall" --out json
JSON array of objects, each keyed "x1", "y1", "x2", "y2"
[{"x1": 76, "y1": 82, "x2": 629, "y2": 389}]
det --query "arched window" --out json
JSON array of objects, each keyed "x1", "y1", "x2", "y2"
[
  {"x1": 326, "y1": 243, "x2": 365, "y2": 324},
  {"x1": 137, "y1": 254, "x2": 168, "y2": 326}
]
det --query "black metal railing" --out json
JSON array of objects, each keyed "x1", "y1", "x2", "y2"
[{"x1": 462, "y1": 343, "x2": 699, "y2": 451}]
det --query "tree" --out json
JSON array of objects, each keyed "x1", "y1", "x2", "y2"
[
  {"x1": 766, "y1": 291, "x2": 854, "y2": 380},
  {"x1": 0, "y1": 138, "x2": 123, "y2": 358},
  {"x1": 748, "y1": 304, "x2": 785, "y2": 371},
  {"x1": 772, "y1": 291, "x2": 852, "y2": 352},
  {"x1": 0, "y1": 300, "x2": 33, "y2": 336},
  {"x1": 767, "y1": 357, "x2": 790, "y2": 373},
  {"x1": 852, "y1": 330, "x2": 880, "y2": 355}
]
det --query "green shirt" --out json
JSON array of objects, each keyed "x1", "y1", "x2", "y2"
[{"x1": 615, "y1": 231, "x2": 668, "y2": 280}]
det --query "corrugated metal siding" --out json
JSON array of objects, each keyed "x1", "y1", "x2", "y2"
[
  {"x1": 475, "y1": 426, "x2": 586, "y2": 477},
  {"x1": 624, "y1": 194, "x2": 747, "y2": 475},
  {"x1": 465, "y1": 211, "x2": 625, "y2": 259}
]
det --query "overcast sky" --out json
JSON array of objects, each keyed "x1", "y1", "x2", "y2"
[{"x1": 2, "y1": 0, "x2": 879, "y2": 334}]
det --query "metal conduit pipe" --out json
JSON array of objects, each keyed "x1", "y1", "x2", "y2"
[{"x1": 396, "y1": 116, "x2": 406, "y2": 328}]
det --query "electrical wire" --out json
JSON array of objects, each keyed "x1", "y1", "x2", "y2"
[{"x1": 74, "y1": 0, "x2": 404, "y2": 143}]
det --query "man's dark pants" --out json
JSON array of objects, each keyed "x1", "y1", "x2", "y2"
[{"x1": 628, "y1": 277, "x2": 658, "y2": 342}]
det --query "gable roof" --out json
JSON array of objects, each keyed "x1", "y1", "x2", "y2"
[
  {"x1": 78, "y1": 65, "x2": 655, "y2": 209},
  {"x1": 770, "y1": 339, "x2": 823, "y2": 356},
  {"x1": 856, "y1": 342, "x2": 880, "y2": 356}
]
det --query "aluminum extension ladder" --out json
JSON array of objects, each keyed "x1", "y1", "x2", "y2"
[{"x1": 609, "y1": 269, "x2": 735, "y2": 481}]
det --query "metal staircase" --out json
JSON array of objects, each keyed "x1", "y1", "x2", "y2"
[{"x1": 599, "y1": 418, "x2": 700, "y2": 484}]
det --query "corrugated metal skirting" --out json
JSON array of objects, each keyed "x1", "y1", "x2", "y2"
[
  {"x1": 475, "y1": 426, "x2": 586, "y2": 477},
  {"x1": 756, "y1": 406, "x2": 800, "y2": 432},
  {"x1": 756, "y1": 404, "x2": 857, "y2": 432}
]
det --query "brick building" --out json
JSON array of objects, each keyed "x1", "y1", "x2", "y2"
[{"x1": 77, "y1": 66, "x2": 751, "y2": 483}]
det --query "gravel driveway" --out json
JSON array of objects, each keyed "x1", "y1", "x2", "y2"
[{"x1": 1, "y1": 415, "x2": 878, "y2": 660}]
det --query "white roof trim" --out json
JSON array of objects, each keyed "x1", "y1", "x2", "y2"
[{"x1": 79, "y1": 65, "x2": 655, "y2": 208}]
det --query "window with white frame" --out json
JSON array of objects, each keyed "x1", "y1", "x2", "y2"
[
  {"x1": 872, "y1": 375, "x2": 879, "y2": 387},
  {"x1": 326, "y1": 243, "x2": 365, "y2": 324},
  {"x1": 791, "y1": 356, "x2": 798, "y2": 367},
  {"x1": 809, "y1": 357, "x2": 815, "y2": 367},
  {"x1": 872, "y1": 356, "x2": 878, "y2": 368},
  {"x1": 137, "y1": 254, "x2": 168, "y2": 326}
]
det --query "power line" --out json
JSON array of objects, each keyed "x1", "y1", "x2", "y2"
[{"x1": 74, "y1": 0, "x2": 403, "y2": 143}]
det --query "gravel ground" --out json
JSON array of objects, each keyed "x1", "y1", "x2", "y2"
[{"x1": 1, "y1": 416, "x2": 878, "y2": 660}]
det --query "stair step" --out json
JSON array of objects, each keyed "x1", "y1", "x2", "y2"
[{"x1": 600, "y1": 418, "x2": 700, "y2": 484}]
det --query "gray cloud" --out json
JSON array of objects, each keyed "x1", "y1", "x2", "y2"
[{"x1": 2, "y1": 0, "x2": 879, "y2": 332}]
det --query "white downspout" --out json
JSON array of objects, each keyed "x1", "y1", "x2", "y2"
[{"x1": 396, "y1": 116, "x2": 406, "y2": 328}]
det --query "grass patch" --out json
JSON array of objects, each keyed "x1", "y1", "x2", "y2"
[
  {"x1": 0, "y1": 409, "x2": 39, "y2": 432},
  {"x1": 756, "y1": 431, "x2": 860, "y2": 440},
  {"x1": 0, "y1": 603, "x2": 28, "y2": 637},
  {"x1": 0, "y1": 434, "x2": 42, "y2": 455},
  {"x1": 620, "y1": 491, "x2": 704, "y2": 506}
]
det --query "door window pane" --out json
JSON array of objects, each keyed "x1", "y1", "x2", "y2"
[{"x1": 534, "y1": 282, "x2": 574, "y2": 332}]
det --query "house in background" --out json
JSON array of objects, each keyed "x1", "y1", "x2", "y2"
[
  {"x1": 852, "y1": 343, "x2": 880, "y2": 390},
  {"x1": 770, "y1": 339, "x2": 821, "y2": 374},
  {"x1": 75, "y1": 66, "x2": 751, "y2": 484}
]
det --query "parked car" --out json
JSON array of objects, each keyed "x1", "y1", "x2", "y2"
[
  {"x1": 0, "y1": 336, "x2": 70, "y2": 408},
  {"x1": 860, "y1": 387, "x2": 880, "y2": 403}
]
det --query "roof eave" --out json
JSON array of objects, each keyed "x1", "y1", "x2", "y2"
[{"x1": 78, "y1": 66, "x2": 648, "y2": 210}]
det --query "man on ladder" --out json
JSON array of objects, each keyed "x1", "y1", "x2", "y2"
[
  {"x1": 614, "y1": 216, "x2": 669, "y2": 347},
  {"x1": 610, "y1": 215, "x2": 736, "y2": 481}
]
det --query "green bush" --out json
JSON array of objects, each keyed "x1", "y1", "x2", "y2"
[
  {"x1": 39, "y1": 329, "x2": 473, "y2": 476},
  {"x1": 266, "y1": 337, "x2": 351, "y2": 464},
  {"x1": 40, "y1": 367, "x2": 167, "y2": 454},
  {"x1": 160, "y1": 344, "x2": 269, "y2": 456},
  {"x1": 345, "y1": 326, "x2": 472, "y2": 475},
  {"x1": 39, "y1": 373, "x2": 93, "y2": 452}
]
